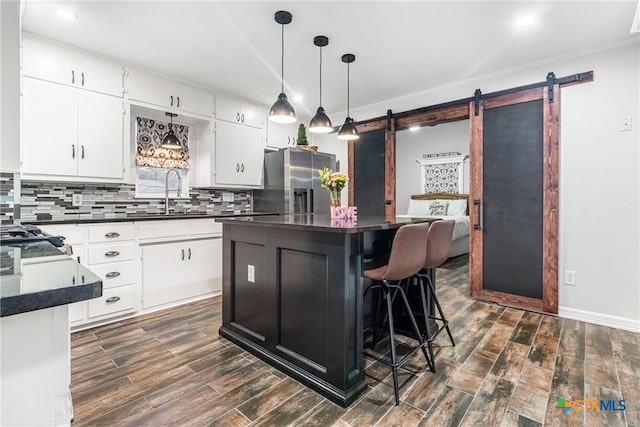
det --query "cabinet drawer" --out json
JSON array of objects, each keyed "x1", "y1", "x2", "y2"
[
  {"x1": 88, "y1": 261, "x2": 135, "y2": 289},
  {"x1": 137, "y1": 220, "x2": 190, "y2": 240},
  {"x1": 88, "y1": 285, "x2": 135, "y2": 318},
  {"x1": 190, "y1": 220, "x2": 222, "y2": 236},
  {"x1": 87, "y1": 224, "x2": 135, "y2": 243},
  {"x1": 40, "y1": 225, "x2": 86, "y2": 245},
  {"x1": 88, "y1": 242, "x2": 135, "y2": 264}
]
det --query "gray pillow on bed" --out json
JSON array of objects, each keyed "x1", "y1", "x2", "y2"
[{"x1": 428, "y1": 201, "x2": 448, "y2": 216}]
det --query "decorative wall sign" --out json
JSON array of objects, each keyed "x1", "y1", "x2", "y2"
[
  {"x1": 417, "y1": 154, "x2": 466, "y2": 194},
  {"x1": 135, "y1": 116, "x2": 190, "y2": 169}
]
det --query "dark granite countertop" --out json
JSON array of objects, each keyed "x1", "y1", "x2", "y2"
[
  {"x1": 0, "y1": 241, "x2": 102, "y2": 317},
  {"x1": 22, "y1": 211, "x2": 278, "y2": 225},
  {"x1": 216, "y1": 214, "x2": 433, "y2": 233}
]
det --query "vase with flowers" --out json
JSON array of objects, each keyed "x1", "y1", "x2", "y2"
[{"x1": 318, "y1": 167, "x2": 347, "y2": 209}]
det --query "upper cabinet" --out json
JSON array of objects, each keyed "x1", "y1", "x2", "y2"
[
  {"x1": 127, "y1": 70, "x2": 213, "y2": 118},
  {"x1": 22, "y1": 78, "x2": 124, "y2": 180},
  {"x1": 215, "y1": 95, "x2": 264, "y2": 129},
  {"x1": 22, "y1": 37, "x2": 124, "y2": 97},
  {"x1": 266, "y1": 121, "x2": 300, "y2": 149}
]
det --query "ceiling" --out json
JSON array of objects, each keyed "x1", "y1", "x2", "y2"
[{"x1": 21, "y1": 1, "x2": 639, "y2": 120}]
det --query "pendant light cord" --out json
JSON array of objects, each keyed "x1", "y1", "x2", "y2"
[
  {"x1": 346, "y1": 62, "x2": 350, "y2": 117},
  {"x1": 281, "y1": 24, "x2": 285, "y2": 93},
  {"x1": 319, "y1": 46, "x2": 323, "y2": 107}
]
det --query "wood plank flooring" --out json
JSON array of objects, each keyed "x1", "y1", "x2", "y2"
[{"x1": 71, "y1": 255, "x2": 640, "y2": 426}]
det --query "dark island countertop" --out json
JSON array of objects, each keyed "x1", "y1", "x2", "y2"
[
  {"x1": 216, "y1": 214, "x2": 432, "y2": 233},
  {"x1": 22, "y1": 211, "x2": 278, "y2": 225},
  {"x1": 0, "y1": 241, "x2": 102, "y2": 317}
]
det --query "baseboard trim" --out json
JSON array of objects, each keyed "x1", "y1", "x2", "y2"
[{"x1": 558, "y1": 306, "x2": 640, "y2": 333}]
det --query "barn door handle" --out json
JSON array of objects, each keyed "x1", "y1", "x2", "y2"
[{"x1": 473, "y1": 199, "x2": 482, "y2": 230}]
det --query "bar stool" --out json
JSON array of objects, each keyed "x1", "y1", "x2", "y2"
[
  {"x1": 362, "y1": 222, "x2": 432, "y2": 406},
  {"x1": 415, "y1": 219, "x2": 456, "y2": 372}
]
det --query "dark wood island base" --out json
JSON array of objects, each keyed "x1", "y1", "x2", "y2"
[{"x1": 217, "y1": 215, "x2": 431, "y2": 407}]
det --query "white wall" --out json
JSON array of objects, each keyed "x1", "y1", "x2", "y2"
[
  {"x1": 395, "y1": 121, "x2": 470, "y2": 215},
  {"x1": 321, "y1": 41, "x2": 640, "y2": 331},
  {"x1": 0, "y1": 0, "x2": 21, "y2": 173}
]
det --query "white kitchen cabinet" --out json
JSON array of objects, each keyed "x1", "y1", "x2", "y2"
[
  {"x1": 141, "y1": 237, "x2": 222, "y2": 309},
  {"x1": 215, "y1": 94, "x2": 264, "y2": 129},
  {"x1": 22, "y1": 37, "x2": 124, "y2": 97},
  {"x1": 267, "y1": 120, "x2": 299, "y2": 149},
  {"x1": 127, "y1": 69, "x2": 213, "y2": 117},
  {"x1": 214, "y1": 120, "x2": 264, "y2": 186},
  {"x1": 22, "y1": 77, "x2": 124, "y2": 180}
]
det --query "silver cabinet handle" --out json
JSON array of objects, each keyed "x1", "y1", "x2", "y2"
[
  {"x1": 236, "y1": 112, "x2": 240, "y2": 122},
  {"x1": 236, "y1": 163, "x2": 240, "y2": 172},
  {"x1": 292, "y1": 137, "x2": 296, "y2": 145},
  {"x1": 241, "y1": 113, "x2": 245, "y2": 123},
  {"x1": 72, "y1": 144, "x2": 75, "y2": 159},
  {"x1": 105, "y1": 251, "x2": 120, "y2": 257},
  {"x1": 81, "y1": 72, "x2": 85, "y2": 86},
  {"x1": 287, "y1": 136, "x2": 290, "y2": 145},
  {"x1": 71, "y1": 70, "x2": 75, "y2": 84},
  {"x1": 170, "y1": 95, "x2": 174, "y2": 106},
  {"x1": 105, "y1": 296, "x2": 120, "y2": 303},
  {"x1": 181, "y1": 249, "x2": 185, "y2": 260},
  {"x1": 177, "y1": 96, "x2": 180, "y2": 108},
  {"x1": 105, "y1": 271, "x2": 120, "y2": 278},
  {"x1": 240, "y1": 163, "x2": 245, "y2": 173},
  {"x1": 188, "y1": 248, "x2": 191, "y2": 260},
  {"x1": 105, "y1": 232, "x2": 120, "y2": 238},
  {"x1": 81, "y1": 145, "x2": 85, "y2": 159}
]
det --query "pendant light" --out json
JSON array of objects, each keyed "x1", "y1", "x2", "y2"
[
  {"x1": 308, "y1": 35, "x2": 332, "y2": 133},
  {"x1": 268, "y1": 10, "x2": 296, "y2": 124},
  {"x1": 337, "y1": 54, "x2": 359, "y2": 140},
  {"x1": 161, "y1": 112, "x2": 181, "y2": 148}
]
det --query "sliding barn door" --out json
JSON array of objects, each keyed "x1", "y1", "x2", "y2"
[
  {"x1": 469, "y1": 86, "x2": 559, "y2": 313},
  {"x1": 351, "y1": 129, "x2": 386, "y2": 217}
]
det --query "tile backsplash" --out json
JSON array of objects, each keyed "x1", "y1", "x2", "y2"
[
  {"x1": 19, "y1": 180, "x2": 251, "y2": 221},
  {"x1": 0, "y1": 173, "x2": 19, "y2": 224}
]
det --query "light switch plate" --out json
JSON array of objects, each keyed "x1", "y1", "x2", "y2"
[
  {"x1": 72, "y1": 194, "x2": 83, "y2": 207},
  {"x1": 222, "y1": 192, "x2": 234, "y2": 202},
  {"x1": 564, "y1": 270, "x2": 576, "y2": 286},
  {"x1": 247, "y1": 265, "x2": 255, "y2": 283}
]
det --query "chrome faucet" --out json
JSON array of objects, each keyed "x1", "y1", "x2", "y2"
[{"x1": 164, "y1": 168, "x2": 182, "y2": 215}]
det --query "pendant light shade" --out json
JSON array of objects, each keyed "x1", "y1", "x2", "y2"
[
  {"x1": 309, "y1": 35, "x2": 332, "y2": 134},
  {"x1": 337, "y1": 54, "x2": 359, "y2": 141},
  {"x1": 268, "y1": 11, "x2": 296, "y2": 124},
  {"x1": 161, "y1": 113, "x2": 182, "y2": 148}
]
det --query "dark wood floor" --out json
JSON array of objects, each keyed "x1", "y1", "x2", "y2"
[{"x1": 71, "y1": 255, "x2": 640, "y2": 426}]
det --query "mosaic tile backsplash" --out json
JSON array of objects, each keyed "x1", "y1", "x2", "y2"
[
  {"x1": 0, "y1": 173, "x2": 18, "y2": 224},
  {"x1": 20, "y1": 181, "x2": 252, "y2": 221}
]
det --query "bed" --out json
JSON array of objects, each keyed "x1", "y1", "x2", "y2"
[{"x1": 396, "y1": 192, "x2": 470, "y2": 258}]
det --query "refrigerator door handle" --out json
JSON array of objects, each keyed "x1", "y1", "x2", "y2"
[{"x1": 309, "y1": 189, "x2": 314, "y2": 214}]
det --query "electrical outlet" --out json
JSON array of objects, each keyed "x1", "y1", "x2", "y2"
[
  {"x1": 72, "y1": 194, "x2": 83, "y2": 207},
  {"x1": 564, "y1": 270, "x2": 576, "y2": 286},
  {"x1": 247, "y1": 265, "x2": 255, "y2": 283},
  {"x1": 621, "y1": 116, "x2": 632, "y2": 132}
]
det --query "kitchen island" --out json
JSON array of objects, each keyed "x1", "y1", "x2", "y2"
[
  {"x1": 217, "y1": 214, "x2": 433, "y2": 407},
  {"x1": 1, "y1": 240, "x2": 102, "y2": 426}
]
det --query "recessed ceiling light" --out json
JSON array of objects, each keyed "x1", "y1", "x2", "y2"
[
  {"x1": 409, "y1": 126, "x2": 420, "y2": 131},
  {"x1": 514, "y1": 14, "x2": 536, "y2": 29},
  {"x1": 57, "y1": 9, "x2": 77, "y2": 20},
  {"x1": 293, "y1": 94, "x2": 303, "y2": 103}
]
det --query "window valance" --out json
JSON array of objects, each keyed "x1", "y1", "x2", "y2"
[{"x1": 135, "y1": 116, "x2": 190, "y2": 169}]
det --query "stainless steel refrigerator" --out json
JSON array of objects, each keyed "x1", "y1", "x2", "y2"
[{"x1": 254, "y1": 148, "x2": 336, "y2": 215}]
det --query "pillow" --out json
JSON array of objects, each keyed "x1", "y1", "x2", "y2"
[
  {"x1": 428, "y1": 201, "x2": 448, "y2": 216},
  {"x1": 447, "y1": 199, "x2": 468, "y2": 216},
  {"x1": 406, "y1": 199, "x2": 432, "y2": 216}
]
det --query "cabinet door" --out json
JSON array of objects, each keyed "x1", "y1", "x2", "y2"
[
  {"x1": 216, "y1": 95, "x2": 264, "y2": 129},
  {"x1": 22, "y1": 38, "x2": 77, "y2": 87},
  {"x1": 77, "y1": 91, "x2": 124, "y2": 179},
  {"x1": 174, "y1": 82, "x2": 213, "y2": 117},
  {"x1": 186, "y1": 238, "x2": 222, "y2": 298},
  {"x1": 141, "y1": 242, "x2": 186, "y2": 309},
  {"x1": 267, "y1": 121, "x2": 298, "y2": 148},
  {"x1": 77, "y1": 55, "x2": 124, "y2": 97},
  {"x1": 214, "y1": 121, "x2": 243, "y2": 185},
  {"x1": 127, "y1": 70, "x2": 174, "y2": 109},
  {"x1": 22, "y1": 78, "x2": 78, "y2": 177},
  {"x1": 238, "y1": 126, "x2": 265, "y2": 186},
  {"x1": 68, "y1": 247, "x2": 87, "y2": 324}
]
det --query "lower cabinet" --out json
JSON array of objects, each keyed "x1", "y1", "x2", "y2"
[{"x1": 141, "y1": 237, "x2": 222, "y2": 309}]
